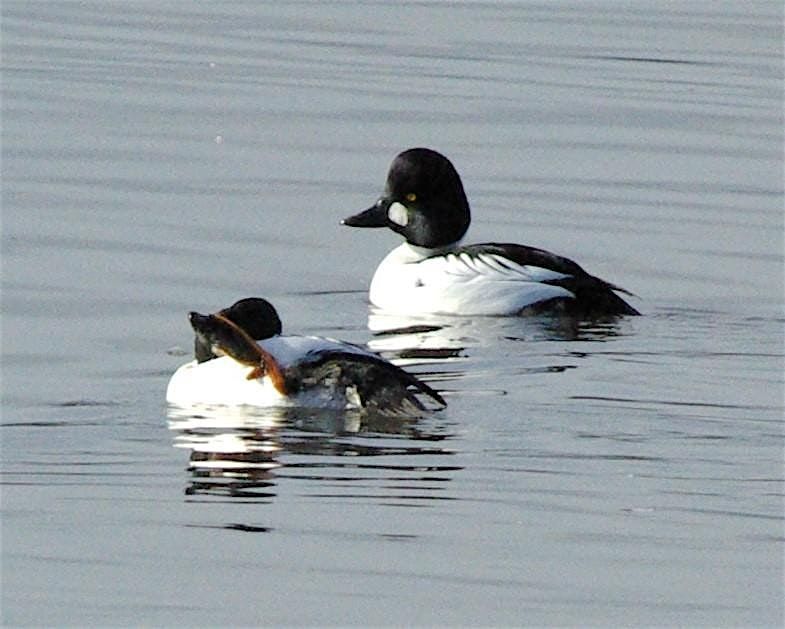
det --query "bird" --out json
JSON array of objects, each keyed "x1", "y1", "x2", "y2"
[
  {"x1": 342, "y1": 147, "x2": 639, "y2": 317},
  {"x1": 166, "y1": 297, "x2": 445, "y2": 414}
]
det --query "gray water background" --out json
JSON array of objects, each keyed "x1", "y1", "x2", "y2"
[{"x1": 2, "y1": 1, "x2": 784, "y2": 626}]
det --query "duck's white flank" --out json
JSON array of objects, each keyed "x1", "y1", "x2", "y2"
[
  {"x1": 369, "y1": 243, "x2": 574, "y2": 315},
  {"x1": 166, "y1": 335, "x2": 375, "y2": 409}
]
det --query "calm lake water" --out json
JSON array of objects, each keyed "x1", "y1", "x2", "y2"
[{"x1": 2, "y1": 1, "x2": 783, "y2": 626}]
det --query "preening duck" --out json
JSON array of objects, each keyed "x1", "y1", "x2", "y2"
[
  {"x1": 342, "y1": 147, "x2": 640, "y2": 317},
  {"x1": 166, "y1": 298, "x2": 445, "y2": 413}
]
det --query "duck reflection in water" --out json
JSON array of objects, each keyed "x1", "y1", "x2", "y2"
[
  {"x1": 167, "y1": 404, "x2": 460, "y2": 501},
  {"x1": 366, "y1": 309, "x2": 632, "y2": 362}
]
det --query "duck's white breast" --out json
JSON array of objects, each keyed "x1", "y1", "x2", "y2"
[{"x1": 166, "y1": 357, "x2": 289, "y2": 407}]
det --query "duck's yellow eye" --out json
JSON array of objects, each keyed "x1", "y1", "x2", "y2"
[{"x1": 405, "y1": 192, "x2": 417, "y2": 202}]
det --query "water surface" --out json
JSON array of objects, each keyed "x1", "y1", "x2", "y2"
[{"x1": 2, "y1": 1, "x2": 783, "y2": 626}]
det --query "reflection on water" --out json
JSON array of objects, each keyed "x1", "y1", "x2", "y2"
[
  {"x1": 169, "y1": 406, "x2": 281, "y2": 499},
  {"x1": 168, "y1": 404, "x2": 460, "y2": 501},
  {"x1": 367, "y1": 307, "x2": 634, "y2": 360}
]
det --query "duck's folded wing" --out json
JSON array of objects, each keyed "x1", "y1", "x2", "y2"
[
  {"x1": 436, "y1": 243, "x2": 639, "y2": 315},
  {"x1": 290, "y1": 350, "x2": 446, "y2": 413}
]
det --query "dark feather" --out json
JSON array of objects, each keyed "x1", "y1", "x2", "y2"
[{"x1": 285, "y1": 350, "x2": 446, "y2": 413}]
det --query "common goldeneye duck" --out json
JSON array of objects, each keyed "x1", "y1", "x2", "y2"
[
  {"x1": 166, "y1": 298, "x2": 445, "y2": 413},
  {"x1": 342, "y1": 147, "x2": 640, "y2": 317}
]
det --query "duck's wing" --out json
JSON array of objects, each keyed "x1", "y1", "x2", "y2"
[
  {"x1": 260, "y1": 335, "x2": 375, "y2": 367},
  {"x1": 424, "y1": 244, "x2": 573, "y2": 283},
  {"x1": 289, "y1": 349, "x2": 446, "y2": 413},
  {"x1": 440, "y1": 243, "x2": 640, "y2": 316}
]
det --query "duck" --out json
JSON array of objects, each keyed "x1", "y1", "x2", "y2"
[
  {"x1": 342, "y1": 147, "x2": 640, "y2": 317},
  {"x1": 166, "y1": 297, "x2": 446, "y2": 413}
]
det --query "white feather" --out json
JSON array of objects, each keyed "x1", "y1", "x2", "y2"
[
  {"x1": 166, "y1": 335, "x2": 380, "y2": 408},
  {"x1": 166, "y1": 356, "x2": 289, "y2": 407},
  {"x1": 387, "y1": 201, "x2": 409, "y2": 227},
  {"x1": 369, "y1": 244, "x2": 574, "y2": 315}
]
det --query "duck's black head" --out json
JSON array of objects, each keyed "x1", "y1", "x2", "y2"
[
  {"x1": 342, "y1": 147, "x2": 471, "y2": 249},
  {"x1": 219, "y1": 298, "x2": 282, "y2": 339},
  {"x1": 194, "y1": 297, "x2": 282, "y2": 363}
]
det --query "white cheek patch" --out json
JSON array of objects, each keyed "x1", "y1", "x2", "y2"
[{"x1": 388, "y1": 202, "x2": 409, "y2": 227}]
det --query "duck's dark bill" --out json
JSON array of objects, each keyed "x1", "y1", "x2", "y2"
[
  {"x1": 188, "y1": 311, "x2": 230, "y2": 347},
  {"x1": 188, "y1": 311, "x2": 211, "y2": 331},
  {"x1": 342, "y1": 200, "x2": 390, "y2": 228}
]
